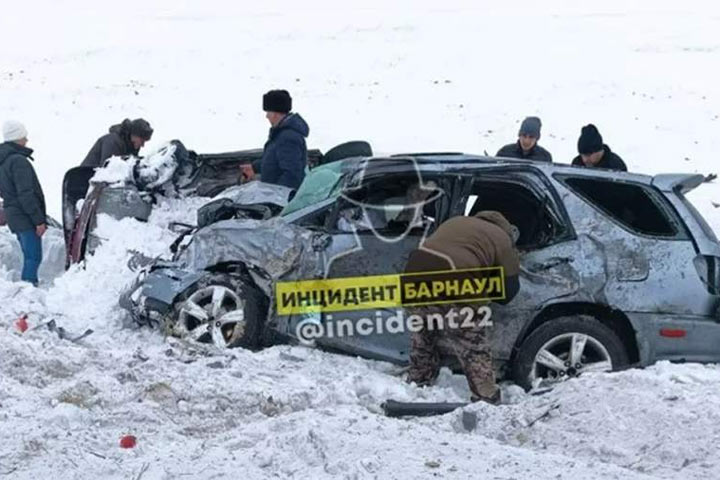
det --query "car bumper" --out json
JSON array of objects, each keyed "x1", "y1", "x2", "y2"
[{"x1": 119, "y1": 264, "x2": 205, "y2": 326}]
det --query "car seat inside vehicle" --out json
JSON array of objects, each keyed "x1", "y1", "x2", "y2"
[{"x1": 465, "y1": 180, "x2": 557, "y2": 249}]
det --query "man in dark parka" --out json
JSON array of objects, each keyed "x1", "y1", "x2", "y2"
[
  {"x1": 248, "y1": 90, "x2": 309, "y2": 190},
  {"x1": 81, "y1": 118, "x2": 153, "y2": 168},
  {"x1": 571, "y1": 124, "x2": 627, "y2": 171},
  {"x1": 0, "y1": 121, "x2": 47, "y2": 285},
  {"x1": 496, "y1": 116, "x2": 552, "y2": 162}
]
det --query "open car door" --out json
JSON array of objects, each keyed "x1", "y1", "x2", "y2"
[{"x1": 62, "y1": 166, "x2": 96, "y2": 268}]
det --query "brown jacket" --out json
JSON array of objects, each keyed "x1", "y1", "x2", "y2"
[
  {"x1": 407, "y1": 211, "x2": 519, "y2": 274},
  {"x1": 405, "y1": 211, "x2": 521, "y2": 302}
]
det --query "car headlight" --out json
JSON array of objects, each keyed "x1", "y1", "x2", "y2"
[
  {"x1": 130, "y1": 284, "x2": 143, "y2": 304},
  {"x1": 127, "y1": 268, "x2": 149, "y2": 304}
]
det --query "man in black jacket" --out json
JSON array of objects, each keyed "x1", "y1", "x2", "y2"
[
  {"x1": 0, "y1": 121, "x2": 46, "y2": 286},
  {"x1": 81, "y1": 118, "x2": 153, "y2": 168},
  {"x1": 496, "y1": 116, "x2": 552, "y2": 162},
  {"x1": 571, "y1": 124, "x2": 627, "y2": 171}
]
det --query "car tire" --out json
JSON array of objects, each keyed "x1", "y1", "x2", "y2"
[
  {"x1": 512, "y1": 315, "x2": 629, "y2": 390},
  {"x1": 166, "y1": 273, "x2": 267, "y2": 349}
]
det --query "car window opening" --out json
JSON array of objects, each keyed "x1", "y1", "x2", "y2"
[
  {"x1": 337, "y1": 175, "x2": 443, "y2": 234},
  {"x1": 465, "y1": 180, "x2": 562, "y2": 249},
  {"x1": 563, "y1": 177, "x2": 676, "y2": 237}
]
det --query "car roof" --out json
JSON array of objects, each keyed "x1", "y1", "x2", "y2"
[{"x1": 341, "y1": 153, "x2": 657, "y2": 186}]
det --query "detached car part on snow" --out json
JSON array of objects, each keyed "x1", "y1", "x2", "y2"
[
  {"x1": 62, "y1": 140, "x2": 371, "y2": 266},
  {"x1": 120, "y1": 154, "x2": 720, "y2": 389}
]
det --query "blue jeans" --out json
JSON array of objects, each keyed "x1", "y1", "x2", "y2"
[{"x1": 15, "y1": 230, "x2": 42, "y2": 286}]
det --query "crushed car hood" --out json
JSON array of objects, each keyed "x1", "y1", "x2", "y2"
[{"x1": 177, "y1": 217, "x2": 327, "y2": 281}]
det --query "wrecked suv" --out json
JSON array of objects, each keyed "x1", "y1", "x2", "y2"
[{"x1": 120, "y1": 155, "x2": 720, "y2": 388}]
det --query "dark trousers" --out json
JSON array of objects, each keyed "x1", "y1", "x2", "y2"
[{"x1": 15, "y1": 230, "x2": 42, "y2": 286}]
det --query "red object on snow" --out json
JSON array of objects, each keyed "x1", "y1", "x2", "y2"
[
  {"x1": 15, "y1": 315, "x2": 28, "y2": 333},
  {"x1": 120, "y1": 435, "x2": 137, "y2": 449}
]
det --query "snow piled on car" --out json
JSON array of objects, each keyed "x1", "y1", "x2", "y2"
[
  {"x1": 89, "y1": 142, "x2": 180, "y2": 191},
  {"x1": 89, "y1": 157, "x2": 135, "y2": 186},
  {"x1": 134, "y1": 142, "x2": 179, "y2": 191}
]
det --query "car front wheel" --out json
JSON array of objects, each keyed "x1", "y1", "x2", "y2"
[
  {"x1": 512, "y1": 315, "x2": 629, "y2": 390},
  {"x1": 166, "y1": 273, "x2": 266, "y2": 349}
]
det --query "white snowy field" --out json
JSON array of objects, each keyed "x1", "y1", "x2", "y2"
[{"x1": 2, "y1": 0, "x2": 720, "y2": 479}]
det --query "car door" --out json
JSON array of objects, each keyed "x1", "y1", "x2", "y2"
[
  {"x1": 451, "y1": 166, "x2": 600, "y2": 363},
  {"x1": 312, "y1": 172, "x2": 454, "y2": 362}
]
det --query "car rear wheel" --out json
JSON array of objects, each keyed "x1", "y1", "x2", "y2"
[
  {"x1": 512, "y1": 315, "x2": 629, "y2": 390},
  {"x1": 167, "y1": 274, "x2": 266, "y2": 349}
]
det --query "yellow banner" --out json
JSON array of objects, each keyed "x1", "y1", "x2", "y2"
[{"x1": 276, "y1": 266, "x2": 506, "y2": 315}]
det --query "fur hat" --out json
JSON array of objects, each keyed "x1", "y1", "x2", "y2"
[{"x1": 263, "y1": 90, "x2": 292, "y2": 113}]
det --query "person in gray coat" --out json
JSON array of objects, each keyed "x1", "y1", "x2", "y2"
[
  {"x1": 81, "y1": 118, "x2": 153, "y2": 168},
  {"x1": 0, "y1": 121, "x2": 46, "y2": 285},
  {"x1": 496, "y1": 116, "x2": 552, "y2": 162}
]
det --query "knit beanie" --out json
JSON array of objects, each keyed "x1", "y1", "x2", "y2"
[
  {"x1": 2, "y1": 120, "x2": 28, "y2": 142},
  {"x1": 577, "y1": 124, "x2": 604, "y2": 154},
  {"x1": 519, "y1": 116, "x2": 541, "y2": 139}
]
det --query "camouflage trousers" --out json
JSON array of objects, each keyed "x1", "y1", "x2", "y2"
[{"x1": 406, "y1": 303, "x2": 498, "y2": 401}]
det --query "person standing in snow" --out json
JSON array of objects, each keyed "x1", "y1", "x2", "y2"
[
  {"x1": 571, "y1": 124, "x2": 627, "y2": 171},
  {"x1": 496, "y1": 116, "x2": 552, "y2": 162},
  {"x1": 246, "y1": 90, "x2": 309, "y2": 190},
  {"x1": 81, "y1": 118, "x2": 154, "y2": 168},
  {"x1": 404, "y1": 211, "x2": 521, "y2": 404},
  {"x1": 0, "y1": 121, "x2": 47, "y2": 286}
]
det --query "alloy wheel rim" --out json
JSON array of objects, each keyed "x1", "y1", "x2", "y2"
[
  {"x1": 176, "y1": 285, "x2": 245, "y2": 348},
  {"x1": 530, "y1": 332, "x2": 612, "y2": 385}
]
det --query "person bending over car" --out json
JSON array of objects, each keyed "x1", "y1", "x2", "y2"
[
  {"x1": 244, "y1": 90, "x2": 310, "y2": 190},
  {"x1": 404, "y1": 211, "x2": 521, "y2": 404},
  {"x1": 0, "y1": 121, "x2": 47, "y2": 286},
  {"x1": 81, "y1": 118, "x2": 153, "y2": 168}
]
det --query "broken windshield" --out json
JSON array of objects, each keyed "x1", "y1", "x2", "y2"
[{"x1": 281, "y1": 160, "x2": 347, "y2": 216}]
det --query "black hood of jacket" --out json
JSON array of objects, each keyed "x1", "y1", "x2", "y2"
[
  {"x1": 0, "y1": 142, "x2": 34, "y2": 166},
  {"x1": 109, "y1": 119, "x2": 133, "y2": 137}
]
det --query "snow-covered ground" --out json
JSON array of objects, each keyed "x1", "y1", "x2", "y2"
[{"x1": 2, "y1": 1, "x2": 720, "y2": 478}]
